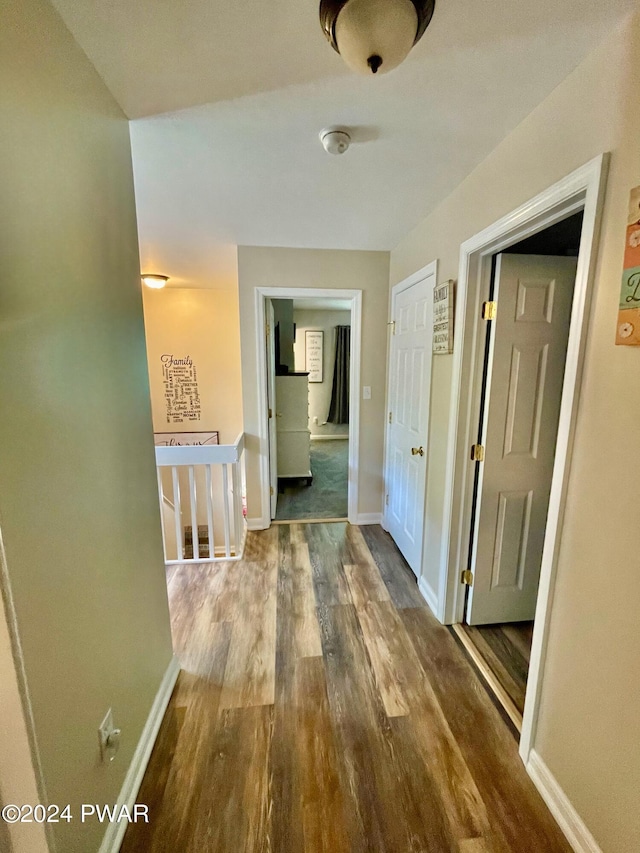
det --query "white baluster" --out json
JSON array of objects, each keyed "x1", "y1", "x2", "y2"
[
  {"x1": 172, "y1": 466, "x2": 183, "y2": 561},
  {"x1": 157, "y1": 468, "x2": 168, "y2": 562},
  {"x1": 205, "y1": 464, "x2": 215, "y2": 560},
  {"x1": 232, "y1": 459, "x2": 241, "y2": 556},
  {"x1": 222, "y1": 463, "x2": 231, "y2": 558},
  {"x1": 188, "y1": 465, "x2": 198, "y2": 561}
]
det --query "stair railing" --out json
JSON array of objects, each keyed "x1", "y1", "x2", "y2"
[{"x1": 154, "y1": 433, "x2": 245, "y2": 563}]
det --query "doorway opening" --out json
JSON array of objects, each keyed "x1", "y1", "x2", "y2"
[
  {"x1": 255, "y1": 288, "x2": 362, "y2": 527},
  {"x1": 270, "y1": 297, "x2": 351, "y2": 521},
  {"x1": 439, "y1": 155, "x2": 608, "y2": 763},
  {"x1": 453, "y1": 212, "x2": 584, "y2": 730}
]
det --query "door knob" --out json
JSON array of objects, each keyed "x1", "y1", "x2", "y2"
[{"x1": 411, "y1": 446, "x2": 424, "y2": 457}]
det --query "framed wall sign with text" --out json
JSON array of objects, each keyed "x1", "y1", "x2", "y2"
[
  {"x1": 305, "y1": 330, "x2": 324, "y2": 382},
  {"x1": 433, "y1": 280, "x2": 454, "y2": 354}
]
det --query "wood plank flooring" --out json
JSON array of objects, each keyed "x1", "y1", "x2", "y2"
[
  {"x1": 121, "y1": 523, "x2": 570, "y2": 853},
  {"x1": 460, "y1": 622, "x2": 534, "y2": 715}
]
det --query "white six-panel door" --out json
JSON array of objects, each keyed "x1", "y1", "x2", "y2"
[
  {"x1": 467, "y1": 254, "x2": 577, "y2": 624},
  {"x1": 385, "y1": 266, "x2": 434, "y2": 576}
]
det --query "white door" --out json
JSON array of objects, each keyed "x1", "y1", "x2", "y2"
[
  {"x1": 385, "y1": 267, "x2": 434, "y2": 576},
  {"x1": 266, "y1": 300, "x2": 278, "y2": 519},
  {"x1": 467, "y1": 254, "x2": 577, "y2": 624}
]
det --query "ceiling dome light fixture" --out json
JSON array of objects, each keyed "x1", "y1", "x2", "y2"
[
  {"x1": 141, "y1": 274, "x2": 169, "y2": 289},
  {"x1": 319, "y1": 0, "x2": 435, "y2": 75}
]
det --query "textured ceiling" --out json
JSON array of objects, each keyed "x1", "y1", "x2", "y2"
[{"x1": 51, "y1": 0, "x2": 634, "y2": 288}]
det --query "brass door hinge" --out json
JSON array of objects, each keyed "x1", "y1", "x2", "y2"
[
  {"x1": 268, "y1": 407, "x2": 273, "y2": 418},
  {"x1": 270, "y1": 486, "x2": 274, "y2": 496},
  {"x1": 385, "y1": 494, "x2": 389, "y2": 506},
  {"x1": 470, "y1": 444, "x2": 485, "y2": 462},
  {"x1": 461, "y1": 569, "x2": 474, "y2": 586},
  {"x1": 387, "y1": 320, "x2": 396, "y2": 335},
  {"x1": 482, "y1": 301, "x2": 497, "y2": 321},
  {"x1": 388, "y1": 411, "x2": 392, "y2": 424},
  {"x1": 266, "y1": 323, "x2": 270, "y2": 337}
]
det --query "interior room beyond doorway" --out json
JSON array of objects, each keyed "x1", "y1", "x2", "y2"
[{"x1": 271, "y1": 297, "x2": 351, "y2": 521}]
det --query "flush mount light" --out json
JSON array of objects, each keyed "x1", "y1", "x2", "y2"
[
  {"x1": 319, "y1": 0, "x2": 435, "y2": 75},
  {"x1": 141, "y1": 274, "x2": 169, "y2": 289}
]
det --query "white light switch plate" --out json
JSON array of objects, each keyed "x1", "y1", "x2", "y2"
[{"x1": 363, "y1": 386, "x2": 371, "y2": 400}]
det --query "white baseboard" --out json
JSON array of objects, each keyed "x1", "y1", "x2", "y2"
[
  {"x1": 526, "y1": 750, "x2": 602, "y2": 853},
  {"x1": 246, "y1": 516, "x2": 269, "y2": 531},
  {"x1": 418, "y1": 576, "x2": 439, "y2": 617},
  {"x1": 98, "y1": 656, "x2": 180, "y2": 853},
  {"x1": 355, "y1": 513, "x2": 382, "y2": 525},
  {"x1": 310, "y1": 434, "x2": 349, "y2": 441}
]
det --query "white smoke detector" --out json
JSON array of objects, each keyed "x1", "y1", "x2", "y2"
[{"x1": 319, "y1": 127, "x2": 351, "y2": 155}]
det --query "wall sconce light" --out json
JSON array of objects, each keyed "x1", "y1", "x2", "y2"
[
  {"x1": 319, "y1": 0, "x2": 436, "y2": 75},
  {"x1": 141, "y1": 274, "x2": 169, "y2": 289}
]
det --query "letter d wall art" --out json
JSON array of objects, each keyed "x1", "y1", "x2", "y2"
[{"x1": 616, "y1": 184, "x2": 640, "y2": 346}]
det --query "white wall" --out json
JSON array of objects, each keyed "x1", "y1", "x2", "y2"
[
  {"x1": 237, "y1": 247, "x2": 390, "y2": 524},
  {"x1": 390, "y1": 12, "x2": 640, "y2": 852},
  {"x1": 293, "y1": 309, "x2": 351, "y2": 437},
  {"x1": 0, "y1": 1, "x2": 174, "y2": 850}
]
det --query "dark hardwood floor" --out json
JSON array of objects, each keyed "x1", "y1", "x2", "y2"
[
  {"x1": 121, "y1": 523, "x2": 570, "y2": 853},
  {"x1": 460, "y1": 621, "x2": 534, "y2": 715}
]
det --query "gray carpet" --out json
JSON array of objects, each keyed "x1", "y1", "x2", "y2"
[{"x1": 275, "y1": 439, "x2": 348, "y2": 520}]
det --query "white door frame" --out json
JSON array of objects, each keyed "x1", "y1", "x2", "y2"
[
  {"x1": 254, "y1": 287, "x2": 362, "y2": 526},
  {"x1": 437, "y1": 154, "x2": 608, "y2": 763},
  {"x1": 383, "y1": 261, "x2": 437, "y2": 606},
  {"x1": 0, "y1": 531, "x2": 51, "y2": 853},
  {"x1": 266, "y1": 301, "x2": 278, "y2": 519}
]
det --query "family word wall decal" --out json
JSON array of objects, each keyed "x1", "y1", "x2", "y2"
[{"x1": 161, "y1": 353, "x2": 202, "y2": 423}]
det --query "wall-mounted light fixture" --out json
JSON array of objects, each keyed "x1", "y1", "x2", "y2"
[
  {"x1": 319, "y1": 0, "x2": 435, "y2": 75},
  {"x1": 141, "y1": 274, "x2": 169, "y2": 289}
]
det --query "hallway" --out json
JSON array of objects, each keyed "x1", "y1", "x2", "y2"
[{"x1": 122, "y1": 523, "x2": 570, "y2": 853}]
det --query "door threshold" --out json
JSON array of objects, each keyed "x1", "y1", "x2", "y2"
[
  {"x1": 271, "y1": 517, "x2": 348, "y2": 525},
  {"x1": 451, "y1": 623, "x2": 523, "y2": 733}
]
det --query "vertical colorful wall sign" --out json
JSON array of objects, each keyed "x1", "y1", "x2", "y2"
[{"x1": 616, "y1": 184, "x2": 640, "y2": 346}]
